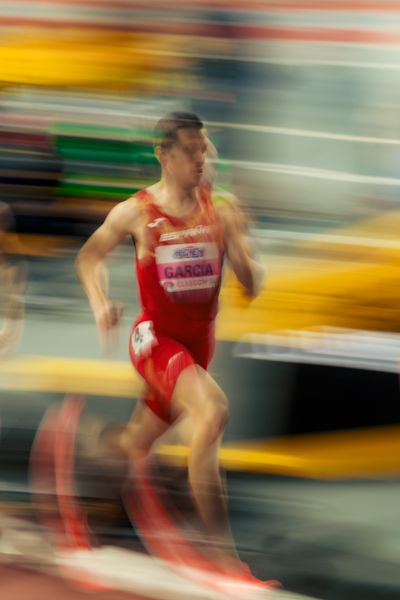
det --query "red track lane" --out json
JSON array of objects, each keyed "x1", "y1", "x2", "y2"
[{"x1": 0, "y1": 565, "x2": 148, "y2": 600}]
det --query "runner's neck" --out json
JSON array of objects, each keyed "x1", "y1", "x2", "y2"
[{"x1": 147, "y1": 182, "x2": 201, "y2": 220}]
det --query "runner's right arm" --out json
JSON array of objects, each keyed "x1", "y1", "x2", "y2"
[{"x1": 76, "y1": 200, "x2": 139, "y2": 332}]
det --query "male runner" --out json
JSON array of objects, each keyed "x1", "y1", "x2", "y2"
[{"x1": 75, "y1": 112, "x2": 266, "y2": 579}]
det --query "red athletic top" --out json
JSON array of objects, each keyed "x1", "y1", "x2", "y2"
[{"x1": 133, "y1": 186, "x2": 224, "y2": 336}]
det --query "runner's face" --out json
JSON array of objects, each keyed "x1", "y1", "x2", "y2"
[{"x1": 165, "y1": 128, "x2": 208, "y2": 189}]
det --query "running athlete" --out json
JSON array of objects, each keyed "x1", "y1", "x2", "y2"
[{"x1": 75, "y1": 112, "x2": 266, "y2": 578}]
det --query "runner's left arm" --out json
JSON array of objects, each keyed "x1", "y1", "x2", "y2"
[{"x1": 217, "y1": 194, "x2": 266, "y2": 298}]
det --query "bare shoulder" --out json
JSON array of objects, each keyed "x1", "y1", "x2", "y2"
[
  {"x1": 212, "y1": 189, "x2": 237, "y2": 210},
  {"x1": 212, "y1": 189, "x2": 246, "y2": 228},
  {"x1": 104, "y1": 195, "x2": 143, "y2": 233}
]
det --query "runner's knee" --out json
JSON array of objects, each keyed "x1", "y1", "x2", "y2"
[
  {"x1": 191, "y1": 392, "x2": 229, "y2": 447},
  {"x1": 172, "y1": 364, "x2": 229, "y2": 442}
]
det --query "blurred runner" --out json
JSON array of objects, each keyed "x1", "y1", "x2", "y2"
[
  {"x1": 0, "y1": 202, "x2": 25, "y2": 357},
  {"x1": 75, "y1": 112, "x2": 270, "y2": 587}
]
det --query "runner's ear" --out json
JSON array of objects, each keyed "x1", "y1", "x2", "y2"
[{"x1": 154, "y1": 145, "x2": 162, "y2": 163}]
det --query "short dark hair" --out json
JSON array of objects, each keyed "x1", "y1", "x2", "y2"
[{"x1": 154, "y1": 112, "x2": 203, "y2": 149}]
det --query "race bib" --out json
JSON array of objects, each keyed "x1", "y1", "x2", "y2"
[{"x1": 155, "y1": 242, "x2": 221, "y2": 301}]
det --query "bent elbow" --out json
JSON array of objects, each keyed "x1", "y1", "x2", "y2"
[
  {"x1": 246, "y1": 281, "x2": 260, "y2": 300},
  {"x1": 75, "y1": 247, "x2": 93, "y2": 282}
]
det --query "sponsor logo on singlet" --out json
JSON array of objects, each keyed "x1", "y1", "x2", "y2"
[
  {"x1": 155, "y1": 241, "x2": 221, "y2": 299},
  {"x1": 159, "y1": 224, "x2": 210, "y2": 242},
  {"x1": 173, "y1": 246, "x2": 205, "y2": 259},
  {"x1": 147, "y1": 217, "x2": 167, "y2": 229}
]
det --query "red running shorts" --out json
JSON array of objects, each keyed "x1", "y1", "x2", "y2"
[{"x1": 129, "y1": 317, "x2": 215, "y2": 423}]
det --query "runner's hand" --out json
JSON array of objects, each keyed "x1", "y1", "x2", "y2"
[
  {"x1": 95, "y1": 301, "x2": 124, "y2": 331},
  {"x1": 94, "y1": 301, "x2": 124, "y2": 353}
]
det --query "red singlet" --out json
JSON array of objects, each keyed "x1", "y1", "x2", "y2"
[{"x1": 129, "y1": 186, "x2": 224, "y2": 422}]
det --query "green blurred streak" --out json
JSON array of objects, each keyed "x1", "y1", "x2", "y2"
[{"x1": 58, "y1": 182, "x2": 141, "y2": 199}]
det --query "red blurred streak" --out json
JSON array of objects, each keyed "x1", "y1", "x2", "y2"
[
  {"x1": 11, "y1": 0, "x2": 137, "y2": 7},
  {"x1": 5, "y1": 0, "x2": 400, "y2": 12},
  {"x1": 54, "y1": 396, "x2": 91, "y2": 552},
  {"x1": 1, "y1": 114, "x2": 50, "y2": 128},
  {"x1": 1, "y1": 17, "x2": 400, "y2": 45},
  {"x1": 199, "y1": 1, "x2": 400, "y2": 10},
  {"x1": 0, "y1": 565, "x2": 147, "y2": 600},
  {"x1": 0, "y1": 132, "x2": 53, "y2": 148}
]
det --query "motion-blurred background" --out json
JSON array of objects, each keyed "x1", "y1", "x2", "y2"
[{"x1": 2, "y1": 2, "x2": 400, "y2": 599}]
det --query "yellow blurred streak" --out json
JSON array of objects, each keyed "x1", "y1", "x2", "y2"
[
  {"x1": 157, "y1": 425, "x2": 400, "y2": 478},
  {"x1": 3, "y1": 233, "x2": 76, "y2": 257},
  {"x1": 0, "y1": 30, "x2": 193, "y2": 90},
  {"x1": 1, "y1": 355, "x2": 399, "y2": 477},
  {"x1": 0, "y1": 355, "x2": 140, "y2": 397},
  {"x1": 218, "y1": 210, "x2": 400, "y2": 340}
]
